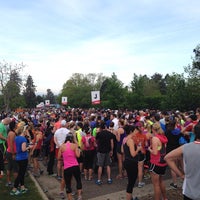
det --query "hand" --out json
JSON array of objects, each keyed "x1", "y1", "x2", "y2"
[
  {"x1": 180, "y1": 173, "x2": 185, "y2": 180},
  {"x1": 137, "y1": 145, "x2": 142, "y2": 151}
]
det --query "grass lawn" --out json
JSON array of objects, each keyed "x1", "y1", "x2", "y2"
[{"x1": 0, "y1": 172, "x2": 44, "y2": 200}]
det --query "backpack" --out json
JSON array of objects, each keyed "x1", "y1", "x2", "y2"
[{"x1": 85, "y1": 135, "x2": 92, "y2": 149}]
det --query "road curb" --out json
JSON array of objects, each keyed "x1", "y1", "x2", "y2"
[{"x1": 28, "y1": 171, "x2": 49, "y2": 200}]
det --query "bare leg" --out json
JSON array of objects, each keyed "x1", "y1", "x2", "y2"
[
  {"x1": 160, "y1": 176, "x2": 167, "y2": 200},
  {"x1": 106, "y1": 165, "x2": 111, "y2": 180},
  {"x1": 97, "y1": 166, "x2": 102, "y2": 180},
  {"x1": 126, "y1": 192, "x2": 132, "y2": 200},
  {"x1": 138, "y1": 161, "x2": 144, "y2": 183},
  {"x1": 150, "y1": 172, "x2": 161, "y2": 200}
]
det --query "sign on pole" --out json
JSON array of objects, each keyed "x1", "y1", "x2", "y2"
[
  {"x1": 45, "y1": 100, "x2": 50, "y2": 106},
  {"x1": 91, "y1": 91, "x2": 100, "y2": 105},
  {"x1": 62, "y1": 97, "x2": 68, "y2": 105}
]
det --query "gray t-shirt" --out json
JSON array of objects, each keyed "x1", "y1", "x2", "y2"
[{"x1": 183, "y1": 142, "x2": 200, "y2": 199}]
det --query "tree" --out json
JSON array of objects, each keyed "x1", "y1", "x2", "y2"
[
  {"x1": 46, "y1": 89, "x2": 56, "y2": 104},
  {"x1": 61, "y1": 73, "x2": 106, "y2": 108},
  {"x1": 100, "y1": 73, "x2": 126, "y2": 109},
  {"x1": 193, "y1": 44, "x2": 200, "y2": 70},
  {"x1": 23, "y1": 75, "x2": 37, "y2": 108},
  {"x1": 164, "y1": 73, "x2": 186, "y2": 110},
  {"x1": 0, "y1": 61, "x2": 25, "y2": 111},
  {"x1": 4, "y1": 69, "x2": 24, "y2": 110}
]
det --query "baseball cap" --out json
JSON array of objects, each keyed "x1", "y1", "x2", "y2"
[{"x1": 61, "y1": 120, "x2": 66, "y2": 126}]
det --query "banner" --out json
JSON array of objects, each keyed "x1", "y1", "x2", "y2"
[
  {"x1": 91, "y1": 91, "x2": 100, "y2": 105},
  {"x1": 36, "y1": 102, "x2": 44, "y2": 108},
  {"x1": 45, "y1": 100, "x2": 50, "y2": 106},
  {"x1": 62, "y1": 97, "x2": 68, "y2": 105}
]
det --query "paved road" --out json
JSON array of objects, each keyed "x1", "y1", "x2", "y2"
[{"x1": 30, "y1": 160, "x2": 180, "y2": 200}]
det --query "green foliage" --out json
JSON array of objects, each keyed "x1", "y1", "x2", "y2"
[
  {"x1": 23, "y1": 75, "x2": 37, "y2": 108},
  {"x1": 1, "y1": 44, "x2": 200, "y2": 111},
  {"x1": 100, "y1": 73, "x2": 126, "y2": 109},
  {"x1": 0, "y1": 174, "x2": 44, "y2": 200},
  {"x1": 61, "y1": 73, "x2": 106, "y2": 108},
  {"x1": 193, "y1": 44, "x2": 200, "y2": 69},
  {"x1": 45, "y1": 89, "x2": 56, "y2": 104}
]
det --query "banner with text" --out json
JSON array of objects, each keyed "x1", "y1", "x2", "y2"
[
  {"x1": 45, "y1": 100, "x2": 50, "y2": 106},
  {"x1": 91, "y1": 91, "x2": 100, "y2": 105},
  {"x1": 62, "y1": 97, "x2": 68, "y2": 105}
]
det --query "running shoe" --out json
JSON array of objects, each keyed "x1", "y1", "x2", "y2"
[
  {"x1": 59, "y1": 192, "x2": 65, "y2": 199},
  {"x1": 170, "y1": 182, "x2": 177, "y2": 189},
  {"x1": 107, "y1": 179, "x2": 113, "y2": 184},
  {"x1": 10, "y1": 189, "x2": 21, "y2": 195},
  {"x1": 21, "y1": 187, "x2": 28, "y2": 194},
  {"x1": 138, "y1": 182, "x2": 145, "y2": 188},
  {"x1": 77, "y1": 196, "x2": 82, "y2": 200},
  {"x1": 5, "y1": 182, "x2": 13, "y2": 187},
  {"x1": 95, "y1": 180, "x2": 102, "y2": 185}
]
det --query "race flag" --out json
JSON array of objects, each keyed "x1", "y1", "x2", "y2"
[
  {"x1": 91, "y1": 91, "x2": 100, "y2": 105},
  {"x1": 62, "y1": 97, "x2": 68, "y2": 105},
  {"x1": 45, "y1": 100, "x2": 50, "y2": 106}
]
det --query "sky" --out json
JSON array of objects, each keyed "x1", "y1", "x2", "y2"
[{"x1": 1, "y1": 0, "x2": 200, "y2": 95}]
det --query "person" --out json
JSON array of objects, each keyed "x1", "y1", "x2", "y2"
[
  {"x1": 110, "y1": 113, "x2": 119, "y2": 130},
  {"x1": 132, "y1": 121, "x2": 148, "y2": 188},
  {"x1": 148, "y1": 122, "x2": 168, "y2": 200},
  {"x1": 54, "y1": 119, "x2": 70, "y2": 198},
  {"x1": 165, "y1": 118, "x2": 181, "y2": 189},
  {"x1": 10, "y1": 122, "x2": 33, "y2": 195},
  {"x1": 58, "y1": 133, "x2": 82, "y2": 200},
  {"x1": 54, "y1": 119, "x2": 69, "y2": 179},
  {"x1": 45, "y1": 124, "x2": 55, "y2": 176},
  {"x1": 81, "y1": 125, "x2": 96, "y2": 181},
  {"x1": 122, "y1": 125, "x2": 141, "y2": 200},
  {"x1": 31, "y1": 126, "x2": 44, "y2": 177},
  {"x1": 165, "y1": 121, "x2": 200, "y2": 200},
  {"x1": 115, "y1": 119, "x2": 126, "y2": 179},
  {"x1": 6, "y1": 120, "x2": 18, "y2": 186},
  {"x1": 75, "y1": 122, "x2": 85, "y2": 173},
  {"x1": 95, "y1": 121, "x2": 114, "y2": 185},
  {"x1": 0, "y1": 117, "x2": 11, "y2": 177}
]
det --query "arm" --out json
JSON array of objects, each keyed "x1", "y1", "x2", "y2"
[
  {"x1": 0, "y1": 130, "x2": 6, "y2": 140},
  {"x1": 110, "y1": 138, "x2": 114, "y2": 157},
  {"x1": 9, "y1": 131, "x2": 15, "y2": 154},
  {"x1": 115, "y1": 128, "x2": 123, "y2": 142},
  {"x1": 54, "y1": 133, "x2": 59, "y2": 148},
  {"x1": 57, "y1": 145, "x2": 63, "y2": 160},
  {"x1": 164, "y1": 146, "x2": 185, "y2": 179},
  {"x1": 22, "y1": 142, "x2": 31, "y2": 152},
  {"x1": 74, "y1": 143, "x2": 81, "y2": 158},
  {"x1": 128, "y1": 138, "x2": 142, "y2": 157},
  {"x1": 148, "y1": 137, "x2": 159, "y2": 155}
]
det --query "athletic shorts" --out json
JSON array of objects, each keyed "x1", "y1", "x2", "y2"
[
  {"x1": 32, "y1": 149, "x2": 40, "y2": 158},
  {"x1": 149, "y1": 163, "x2": 167, "y2": 175},
  {"x1": 6, "y1": 152, "x2": 18, "y2": 172},
  {"x1": 138, "y1": 152, "x2": 146, "y2": 162},
  {"x1": 96, "y1": 152, "x2": 111, "y2": 167},
  {"x1": 116, "y1": 144, "x2": 123, "y2": 154}
]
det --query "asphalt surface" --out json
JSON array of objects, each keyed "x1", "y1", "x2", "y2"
[{"x1": 30, "y1": 160, "x2": 182, "y2": 200}]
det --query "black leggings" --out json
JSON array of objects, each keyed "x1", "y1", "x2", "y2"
[
  {"x1": 64, "y1": 166, "x2": 82, "y2": 193},
  {"x1": 184, "y1": 195, "x2": 193, "y2": 200},
  {"x1": 14, "y1": 159, "x2": 28, "y2": 188},
  {"x1": 123, "y1": 160, "x2": 138, "y2": 193},
  {"x1": 0, "y1": 144, "x2": 5, "y2": 171}
]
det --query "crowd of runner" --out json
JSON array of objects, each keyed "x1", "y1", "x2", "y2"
[{"x1": 0, "y1": 107, "x2": 200, "y2": 200}]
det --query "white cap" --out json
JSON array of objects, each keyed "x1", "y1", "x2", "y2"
[{"x1": 61, "y1": 120, "x2": 66, "y2": 126}]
